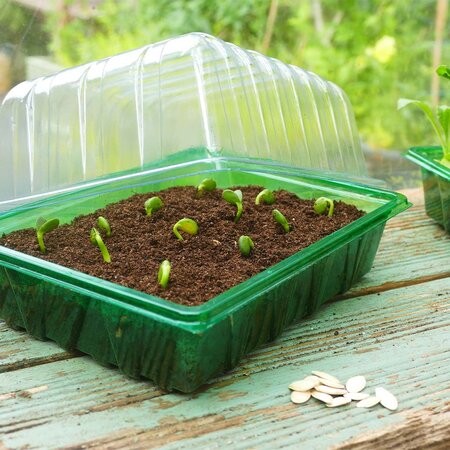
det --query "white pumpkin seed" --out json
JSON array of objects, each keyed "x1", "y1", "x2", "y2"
[
  {"x1": 315, "y1": 385, "x2": 348, "y2": 396},
  {"x1": 375, "y1": 387, "x2": 398, "y2": 411},
  {"x1": 290, "y1": 390, "x2": 311, "y2": 404},
  {"x1": 344, "y1": 392, "x2": 370, "y2": 401},
  {"x1": 304, "y1": 375, "x2": 320, "y2": 383},
  {"x1": 311, "y1": 371, "x2": 341, "y2": 384},
  {"x1": 346, "y1": 375, "x2": 366, "y2": 393},
  {"x1": 317, "y1": 378, "x2": 345, "y2": 389},
  {"x1": 289, "y1": 377, "x2": 320, "y2": 392},
  {"x1": 327, "y1": 396, "x2": 352, "y2": 407},
  {"x1": 311, "y1": 390, "x2": 333, "y2": 404},
  {"x1": 356, "y1": 396, "x2": 380, "y2": 408}
]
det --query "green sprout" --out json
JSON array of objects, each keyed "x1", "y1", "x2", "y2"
[
  {"x1": 222, "y1": 189, "x2": 243, "y2": 223},
  {"x1": 172, "y1": 218, "x2": 199, "y2": 241},
  {"x1": 197, "y1": 178, "x2": 216, "y2": 195},
  {"x1": 158, "y1": 259, "x2": 171, "y2": 289},
  {"x1": 314, "y1": 197, "x2": 334, "y2": 217},
  {"x1": 398, "y1": 66, "x2": 450, "y2": 169},
  {"x1": 36, "y1": 217, "x2": 59, "y2": 253},
  {"x1": 239, "y1": 235, "x2": 254, "y2": 257},
  {"x1": 90, "y1": 227, "x2": 111, "y2": 263},
  {"x1": 144, "y1": 196, "x2": 163, "y2": 216},
  {"x1": 97, "y1": 216, "x2": 111, "y2": 237},
  {"x1": 255, "y1": 188, "x2": 275, "y2": 205},
  {"x1": 272, "y1": 209, "x2": 290, "y2": 233}
]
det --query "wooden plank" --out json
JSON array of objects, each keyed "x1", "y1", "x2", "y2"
[
  {"x1": 0, "y1": 278, "x2": 448, "y2": 449},
  {"x1": 0, "y1": 322, "x2": 77, "y2": 373},
  {"x1": 345, "y1": 203, "x2": 450, "y2": 298}
]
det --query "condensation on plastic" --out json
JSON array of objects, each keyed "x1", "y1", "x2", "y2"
[{"x1": 0, "y1": 32, "x2": 367, "y2": 212}]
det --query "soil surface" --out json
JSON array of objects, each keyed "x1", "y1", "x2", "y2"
[{"x1": 0, "y1": 186, "x2": 364, "y2": 306}]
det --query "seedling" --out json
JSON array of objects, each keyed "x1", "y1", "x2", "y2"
[
  {"x1": 255, "y1": 189, "x2": 275, "y2": 205},
  {"x1": 239, "y1": 235, "x2": 254, "y2": 257},
  {"x1": 173, "y1": 218, "x2": 199, "y2": 241},
  {"x1": 144, "y1": 196, "x2": 163, "y2": 216},
  {"x1": 222, "y1": 189, "x2": 243, "y2": 223},
  {"x1": 437, "y1": 64, "x2": 450, "y2": 80},
  {"x1": 158, "y1": 259, "x2": 171, "y2": 289},
  {"x1": 97, "y1": 216, "x2": 111, "y2": 237},
  {"x1": 36, "y1": 217, "x2": 59, "y2": 253},
  {"x1": 314, "y1": 197, "x2": 335, "y2": 217},
  {"x1": 272, "y1": 209, "x2": 290, "y2": 233},
  {"x1": 197, "y1": 178, "x2": 216, "y2": 195},
  {"x1": 398, "y1": 65, "x2": 450, "y2": 169},
  {"x1": 90, "y1": 227, "x2": 111, "y2": 263}
]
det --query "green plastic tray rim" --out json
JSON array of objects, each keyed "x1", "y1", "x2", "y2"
[
  {"x1": 0, "y1": 158, "x2": 410, "y2": 332},
  {"x1": 405, "y1": 146, "x2": 450, "y2": 181}
]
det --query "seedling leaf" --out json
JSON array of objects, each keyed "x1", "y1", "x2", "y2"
[
  {"x1": 437, "y1": 65, "x2": 450, "y2": 80},
  {"x1": 197, "y1": 178, "x2": 216, "y2": 195},
  {"x1": 98, "y1": 216, "x2": 111, "y2": 237},
  {"x1": 239, "y1": 235, "x2": 254, "y2": 257},
  {"x1": 314, "y1": 197, "x2": 335, "y2": 217},
  {"x1": 438, "y1": 105, "x2": 450, "y2": 147},
  {"x1": 255, "y1": 189, "x2": 276, "y2": 205},
  {"x1": 272, "y1": 209, "x2": 290, "y2": 233},
  {"x1": 222, "y1": 189, "x2": 243, "y2": 223},
  {"x1": 398, "y1": 98, "x2": 447, "y2": 156},
  {"x1": 90, "y1": 227, "x2": 111, "y2": 263},
  {"x1": 173, "y1": 218, "x2": 199, "y2": 241},
  {"x1": 36, "y1": 218, "x2": 59, "y2": 253},
  {"x1": 158, "y1": 259, "x2": 171, "y2": 289},
  {"x1": 144, "y1": 196, "x2": 163, "y2": 216},
  {"x1": 35, "y1": 216, "x2": 46, "y2": 230}
]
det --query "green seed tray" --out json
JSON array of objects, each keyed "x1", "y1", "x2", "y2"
[
  {"x1": 406, "y1": 147, "x2": 450, "y2": 234},
  {"x1": 0, "y1": 150, "x2": 410, "y2": 392}
]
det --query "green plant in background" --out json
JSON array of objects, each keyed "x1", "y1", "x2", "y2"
[
  {"x1": 239, "y1": 235, "x2": 254, "y2": 257},
  {"x1": 398, "y1": 65, "x2": 450, "y2": 169},
  {"x1": 35, "y1": 217, "x2": 59, "y2": 253},
  {"x1": 314, "y1": 197, "x2": 335, "y2": 217},
  {"x1": 255, "y1": 188, "x2": 275, "y2": 205},
  {"x1": 40, "y1": 0, "x2": 450, "y2": 152},
  {"x1": 272, "y1": 209, "x2": 290, "y2": 233},
  {"x1": 97, "y1": 216, "x2": 111, "y2": 237},
  {"x1": 173, "y1": 218, "x2": 199, "y2": 241},
  {"x1": 144, "y1": 196, "x2": 163, "y2": 216},
  {"x1": 90, "y1": 227, "x2": 111, "y2": 263},
  {"x1": 437, "y1": 65, "x2": 450, "y2": 80},
  {"x1": 222, "y1": 189, "x2": 243, "y2": 223},
  {"x1": 158, "y1": 259, "x2": 171, "y2": 288},
  {"x1": 197, "y1": 178, "x2": 217, "y2": 195}
]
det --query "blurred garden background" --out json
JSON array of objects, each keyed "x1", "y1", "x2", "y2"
[{"x1": 0, "y1": 0, "x2": 449, "y2": 187}]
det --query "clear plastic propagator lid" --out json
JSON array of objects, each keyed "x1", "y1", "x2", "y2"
[{"x1": 0, "y1": 32, "x2": 368, "y2": 212}]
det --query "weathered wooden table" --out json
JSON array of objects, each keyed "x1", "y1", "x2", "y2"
[{"x1": 0, "y1": 189, "x2": 449, "y2": 449}]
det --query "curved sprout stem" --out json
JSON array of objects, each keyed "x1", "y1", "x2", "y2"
[
  {"x1": 158, "y1": 259, "x2": 171, "y2": 289},
  {"x1": 36, "y1": 218, "x2": 59, "y2": 253},
  {"x1": 272, "y1": 209, "x2": 290, "y2": 233},
  {"x1": 90, "y1": 227, "x2": 111, "y2": 263},
  {"x1": 255, "y1": 189, "x2": 275, "y2": 205},
  {"x1": 222, "y1": 189, "x2": 244, "y2": 223},
  {"x1": 314, "y1": 197, "x2": 334, "y2": 217},
  {"x1": 173, "y1": 218, "x2": 199, "y2": 241},
  {"x1": 145, "y1": 196, "x2": 163, "y2": 216}
]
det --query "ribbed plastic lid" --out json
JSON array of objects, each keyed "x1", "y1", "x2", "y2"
[{"x1": 0, "y1": 32, "x2": 367, "y2": 211}]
